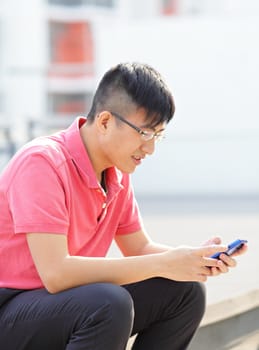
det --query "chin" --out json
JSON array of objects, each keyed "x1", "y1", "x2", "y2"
[{"x1": 117, "y1": 165, "x2": 136, "y2": 174}]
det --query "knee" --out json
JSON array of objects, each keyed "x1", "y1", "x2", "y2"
[
  {"x1": 67, "y1": 283, "x2": 134, "y2": 327},
  {"x1": 91, "y1": 284, "x2": 134, "y2": 332},
  {"x1": 165, "y1": 279, "x2": 206, "y2": 321},
  {"x1": 188, "y1": 282, "x2": 206, "y2": 321},
  {"x1": 104, "y1": 283, "x2": 134, "y2": 323},
  {"x1": 97, "y1": 284, "x2": 134, "y2": 338}
]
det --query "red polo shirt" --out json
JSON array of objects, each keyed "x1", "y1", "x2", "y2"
[{"x1": 0, "y1": 117, "x2": 142, "y2": 289}]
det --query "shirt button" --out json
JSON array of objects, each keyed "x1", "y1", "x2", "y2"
[{"x1": 102, "y1": 203, "x2": 107, "y2": 209}]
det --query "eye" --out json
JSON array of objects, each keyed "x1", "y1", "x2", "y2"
[
  {"x1": 154, "y1": 131, "x2": 166, "y2": 141},
  {"x1": 141, "y1": 130, "x2": 152, "y2": 136},
  {"x1": 156, "y1": 132, "x2": 163, "y2": 137},
  {"x1": 140, "y1": 131, "x2": 154, "y2": 140}
]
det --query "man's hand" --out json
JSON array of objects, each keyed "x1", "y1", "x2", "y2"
[
  {"x1": 159, "y1": 244, "x2": 227, "y2": 282},
  {"x1": 202, "y1": 236, "x2": 248, "y2": 276}
]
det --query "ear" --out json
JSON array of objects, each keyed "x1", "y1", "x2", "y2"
[{"x1": 96, "y1": 111, "x2": 112, "y2": 134}]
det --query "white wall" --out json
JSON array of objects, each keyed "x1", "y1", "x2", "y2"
[
  {"x1": 1, "y1": 0, "x2": 47, "y2": 143},
  {"x1": 95, "y1": 16, "x2": 259, "y2": 195}
]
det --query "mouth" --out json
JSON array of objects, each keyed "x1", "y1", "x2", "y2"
[{"x1": 132, "y1": 155, "x2": 143, "y2": 165}]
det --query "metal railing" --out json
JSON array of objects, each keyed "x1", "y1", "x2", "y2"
[{"x1": 0, "y1": 123, "x2": 16, "y2": 157}]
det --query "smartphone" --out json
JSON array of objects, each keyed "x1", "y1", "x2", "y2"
[{"x1": 211, "y1": 239, "x2": 248, "y2": 259}]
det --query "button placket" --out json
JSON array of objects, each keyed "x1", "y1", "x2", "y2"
[{"x1": 96, "y1": 188, "x2": 107, "y2": 222}]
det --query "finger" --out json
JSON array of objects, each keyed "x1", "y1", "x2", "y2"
[
  {"x1": 197, "y1": 245, "x2": 227, "y2": 258},
  {"x1": 209, "y1": 262, "x2": 229, "y2": 276},
  {"x1": 216, "y1": 261, "x2": 229, "y2": 273},
  {"x1": 231, "y1": 244, "x2": 248, "y2": 257},
  {"x1": 210, "y1": 266, "x2": 221, "y2": 276},
  {"x1": 201, "y1": 266, "x2": 215, "y2": 276},
  {"x1": 219, "y1": 253, "x2": 237, "y2": 268},
  {"x1": 202, "y1": 236, "x2": 222, "y2": 246},
  {"x1": 203, "y1": 257, "x2": 225, "y2": 268},
  {"x1": 197, "y1": 244, "x2": 227, "y2": 256}
]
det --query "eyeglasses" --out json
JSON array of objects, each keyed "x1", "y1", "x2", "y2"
[{"x1": 110, "y1": 112, "x2": 165, "y2": 142}]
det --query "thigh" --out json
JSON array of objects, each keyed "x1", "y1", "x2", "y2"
[
  {"x1": 124, "y1": 277, "x2": 206, "y2": 336},
  {"x1": 0, "y1": 288, "x2": 68, "y2": 350},
  {"x1": 0, "y1": 283, "x2": 133, "y2": 350}
]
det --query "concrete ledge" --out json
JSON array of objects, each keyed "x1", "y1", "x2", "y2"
[
  {"x1": 190, "y1": 289, "x2": 259, "y2": 350},
  {"x1": 201, "y1": 288, "x2": 259, "y2": 326}
]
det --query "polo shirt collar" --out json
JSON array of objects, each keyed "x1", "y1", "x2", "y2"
[{"x1": 64, "y1": 117, "x2": 123, "y2": 190}]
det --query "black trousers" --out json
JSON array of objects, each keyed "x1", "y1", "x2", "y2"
[{"x1": 0, "y1": 278, "x2": 206, "y2": 350}]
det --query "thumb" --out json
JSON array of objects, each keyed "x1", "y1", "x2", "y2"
[
  {"x1": 197, "y1": 244, "x2": 227, "y2": 257},
  {"x1": 202, "y1": 236, "x2": 222, "y2": 246}
]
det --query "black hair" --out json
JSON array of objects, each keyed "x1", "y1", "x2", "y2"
[{"x1": 87, "y1": 62, "x2": 175, "y2": 127}]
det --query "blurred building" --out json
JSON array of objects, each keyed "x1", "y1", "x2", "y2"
[{"x1": 0, "y1": 0, "x2": 259, "y2": 196}]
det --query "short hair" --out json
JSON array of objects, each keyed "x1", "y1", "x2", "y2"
[{"x1": 87, "y1": 62, "x2": 175, "y2": 127}]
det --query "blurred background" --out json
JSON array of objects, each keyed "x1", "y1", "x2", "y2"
[
  {"x1": 0, "y1": 0, "x2": 258, "y2": 203},
  {"x1": 0, "y1": 0, "x2": 259, "y2": 311},
  {"x1": 1, "y1": 3, "x2": 259, "y2": 345}
]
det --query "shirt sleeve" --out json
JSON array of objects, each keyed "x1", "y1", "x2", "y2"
[{"x1": 7, "y1": 152, "x2": 69, "y2": 234}]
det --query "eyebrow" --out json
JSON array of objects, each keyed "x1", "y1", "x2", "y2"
[{"x1": 140, "y1": 124, "x2": 166, "y2": 132}]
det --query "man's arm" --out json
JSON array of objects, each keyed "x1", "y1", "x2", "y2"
[
  {"x1": 27, "y1": 231, "x2": 227, "y2": 294},
  {"x1": 27, "y1": 232, "x2": 162, "y2": 293},
  {"x1": 115, "y1": 229, "x2": 173, "y2": 256},
  {"x1": 115, "y1": 230, "x2": 247, "y2": 276}
]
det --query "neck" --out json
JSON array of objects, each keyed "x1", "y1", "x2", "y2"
[{"x1": 79, "y1": 121, "x2": 108, "y2": 182}]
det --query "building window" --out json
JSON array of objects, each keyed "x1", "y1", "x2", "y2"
[
  {"x1": 48, "y1": 0, "x2": 115, "y2": 7},
  {"x1": 48, "y1": 21, "x2": 94, "y2": 77},
  {"x1": 161, "y1": 0, "x2": 179, "y2": 15},
  {"x1": 47, "y1": 92, "x2": 92, "y2": 116}
]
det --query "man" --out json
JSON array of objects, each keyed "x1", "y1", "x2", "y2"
[{"x1": 0, "y1": 62, "x2": 246, "y2": 349}]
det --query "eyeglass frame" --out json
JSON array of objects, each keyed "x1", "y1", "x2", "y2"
[{"x1": 110, "y1": 111, "x2": 165, "y2": 142}]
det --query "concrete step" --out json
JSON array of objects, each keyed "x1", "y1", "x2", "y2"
[{"x1": 189, "y1": 289, "x2": 259, "y2": 350}]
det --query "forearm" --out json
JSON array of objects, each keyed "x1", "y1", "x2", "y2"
[
  {"x1": 56, "y1": 242, "x2": 226, "y2": 293},
  {"x1": 27, "y1": 233, "x2": 227, "y2": 294},
  {"x1": 115, "y1": 230, "x2": 172, "y2": 257},
  {"x1": 136, "y1": 241, "x2": 172, "y2": 255},
  {"x1": 48, "y1": 253, "x2": 162, "y2": 293}
]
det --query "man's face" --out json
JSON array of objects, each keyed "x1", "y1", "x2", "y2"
[{"x1": 100, "y1": 110, "x2": 166, "y2": 174}]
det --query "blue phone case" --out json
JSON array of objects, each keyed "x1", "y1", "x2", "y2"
[{"x1": 211, "y1": 239, "x2": 247, "y2": 259}]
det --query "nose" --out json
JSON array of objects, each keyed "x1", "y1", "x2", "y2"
[{"x1": 140, "y1": 138, "x2": 155, "y2": 155}]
